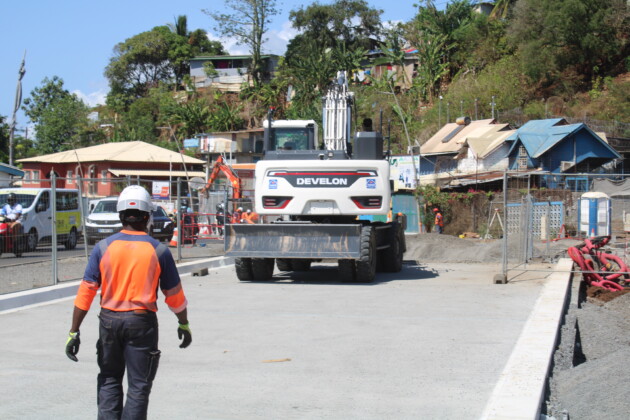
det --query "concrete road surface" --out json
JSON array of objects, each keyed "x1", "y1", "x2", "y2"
[{"x1": 0, "y1": 261, "x2": 549, "y2": 419}]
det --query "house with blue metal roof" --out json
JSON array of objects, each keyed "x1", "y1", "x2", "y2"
[
  {"x1": 506, "y1": 118, "x2": 620, "y2": 173},
  {"x1": 0, "y1": 162, "x2": 24, "y2": 187}
]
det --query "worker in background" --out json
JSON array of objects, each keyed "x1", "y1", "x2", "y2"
[
  {"x1": 433, "y1": 207, "x2": 444, "y2": 234},
  {"x1": 233, "y1": 207, "x2": 243, "y2": 223},
  {"x1": 1, "y1": 192, "x2": 23, "y2": 236},
  {"x1": 243, "y1": 209, "x2": 259, "y2": 224},
  {"x1": 215, "y1": 202, "x2": 225, "y2": 236},
  {"x1": 65, "y1": 185, "x2": 191, "y2": 419}
]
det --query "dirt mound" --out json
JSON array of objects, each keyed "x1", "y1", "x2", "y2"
[
  {"x1": 404, "y1": 234, "x2": 581, "y2": 265},
  {"x1": 404, "y1": 234, "x2": 503, "y2": 263},
  {"x1": 554, "y1": 348, "x2": 630, "y2": 419},
  {"x1": 546, "y1": 287, "x2": 630, "y2": 419},
  {"x1": 586, "y1": 286, "x2": 630, "y2": 303},
  {"x1": 603, "y1": 289, "x2": 630, "y2": 312}
]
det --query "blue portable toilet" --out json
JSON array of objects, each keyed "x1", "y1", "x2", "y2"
[{"x1": 578, "y1": 192, "x2": 611, "y2": 237}]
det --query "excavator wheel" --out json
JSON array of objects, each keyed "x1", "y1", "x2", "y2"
[
  {"x1": 380, "y1": 222, "x2": 403, "y2": 273},
  {"x1": 355, "y1": 226, "x2": 376, "y2": 283},
  {"x1": 276, "y1": 259, "x2": 292, "y2": 271},
  {"x1": 235, "y1": 258, "x2": 254, "y2": 281},
  {"x1": 291, "y1": 259, "x2": 312, "y2": 271},
  {"x1": 252, "y1": 258, "x2": 275, "y2": 281},
  {"x1": 338, "y1": 259, "x2": 356, "y2": 282}
]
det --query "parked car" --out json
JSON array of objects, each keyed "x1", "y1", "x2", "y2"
[
  {"x1": 149, "y1": 206, "x2": 174, "y2": 242},
  {"x1": 85, "y1": 197, "x2": 121, "y2": 245},
  {"x1": 86, "y1": 198, "x2": 174, "y2": 245},
  {"x1": 0, "y1": 187, "x2": 83, "y2": 251}
]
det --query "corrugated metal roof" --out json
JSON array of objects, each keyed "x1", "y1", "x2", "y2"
[
  {"x1": 507, "y1": 119, "x2": 620, "y2": 159},
  {"x1": 17, "y1": 141, "x2": 205, "y2": 164},
  {"x1": 421, "y1": 119, "x2": 497, "y2": 155},
  {"x1": 466, "y1": 125, "x2": 515, "y2": 158},
  {"x1": 0, "y1": 163, "x2": 24, "y2": 176},
  {"x1": 108, "y1": 169, "x2": 206, "y2": 178}
]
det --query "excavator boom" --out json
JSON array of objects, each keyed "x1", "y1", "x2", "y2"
[{"x1": 200, "y1": 155, "x2": 242, "y2": 199}]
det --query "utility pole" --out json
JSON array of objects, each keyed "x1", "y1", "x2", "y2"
[
  {"x1": 446, "y1": 102, "x2": 450, "y2": 124},
  {"x1": 474, "y1": 98, "x2": 478, "y2": 120},
  {"x1": 9, "y1": 52, "x2": 26, "y2": 166},
  {"x1": 491, "y1": 96, "x2": 496, "y2": 119},
  {"x1": 439, "y1": 96, "x2": 443, "y2": 127}
]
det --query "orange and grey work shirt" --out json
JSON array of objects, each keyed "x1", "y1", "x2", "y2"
[
  {"x1": 434, "y1": 212, "x2": 444, "y2": 228},
  {"x1": 75, "y1": 230, "x2": 187, "y2": 313}
]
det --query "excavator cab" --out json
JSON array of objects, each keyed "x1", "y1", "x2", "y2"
[{"x1": 262, "y1": 118, "x2": 321, "y2": 160}]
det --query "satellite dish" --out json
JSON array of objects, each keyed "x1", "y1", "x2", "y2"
[{"x1": 189, "y1": 177, "x2": 206, "y2": 191}]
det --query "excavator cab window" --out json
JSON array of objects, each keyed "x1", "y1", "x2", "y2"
[{"x1": 273, "y1": 128, "x2": 311, "y2": 151}]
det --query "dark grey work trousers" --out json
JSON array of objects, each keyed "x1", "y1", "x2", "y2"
[{"x1": 96, "y1": 309, "x2": 160, "y2": 420}]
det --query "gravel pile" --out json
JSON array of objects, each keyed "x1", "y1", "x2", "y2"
[
  {"x1": 544, "y1": 291, "x2": 630, "y2": 419},
  {"x1": 403, "y1": 233, "x2": 579, "y2": 264}
]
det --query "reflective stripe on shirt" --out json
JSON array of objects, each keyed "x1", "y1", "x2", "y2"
[{"x1": 75, "y1": 230, "x2": 187, "y2": 313}]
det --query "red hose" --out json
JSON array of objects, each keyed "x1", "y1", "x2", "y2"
[{"x1": 567, "y1": 242, "x2": 627, "y2": 292}]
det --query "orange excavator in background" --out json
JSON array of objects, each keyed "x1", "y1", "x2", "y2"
[{"x1": 200, "y1": 155, "x2": 242, "y2": 199}]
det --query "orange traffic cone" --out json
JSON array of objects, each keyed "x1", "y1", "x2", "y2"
[
  {"x1": 199, "y1": 225, "x2": 210, "y2": 238},
  {"x1": 169, "y1": 228, "x2": 179, "y2": 247},
  {"x1": 590, "y1": 228, "x2": 596, "y2": 238}
]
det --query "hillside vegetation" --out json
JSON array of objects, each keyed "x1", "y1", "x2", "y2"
[{"x1": 1, "y1": 0, "x2": 628, "y2": 162}]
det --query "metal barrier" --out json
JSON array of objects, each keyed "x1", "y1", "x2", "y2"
[
  {"x1": 0, "y1": 176, "x2": 236, "y2": 295},
  {"x1": 498, "y1": 171, "x2": 630, "y2": 286}
]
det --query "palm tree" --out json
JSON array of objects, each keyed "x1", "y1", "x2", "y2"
[
  {"x1": 168, "y1": 15, "x2": 188, "y2": 37},
  {"x1": 490, "y1": 0, "x2": 516, "y2": 19},
  {"x1": 375, "y1": 32, "x2": 410, "y2": 89},
  {"x1": 168, "y1": 98, "x2": 213, "y2": 138}
]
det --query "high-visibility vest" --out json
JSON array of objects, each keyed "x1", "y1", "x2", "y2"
[{"x1": 434, "y1": 212, "x2": 444, "y2": 227}]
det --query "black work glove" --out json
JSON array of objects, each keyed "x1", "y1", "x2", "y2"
[
  {"x1": 177, "y1": 323, "x2": 192, "y2": 348},
  {"x1": 65, "y1": 331, "x2": 81, "y2": 362}
]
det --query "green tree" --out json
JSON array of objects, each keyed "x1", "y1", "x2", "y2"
[
  {"x1": 168, "y1": 15, "x2": 225, "y2": 85},
  {"x1": 239, "y1": 76, "x2": 288, "y2": 125},
  {"x1": 374, "y1": 27, "x2": 409, "y2": 87},
  {"x1": 288, "y1": 0, "x2": 382, "y2": 53},
  {"x1": 210, "y1": 100, "x2": 244, "y2": 132},
  {"x1": 452, "y1": 12, "x2": 510, "y2": 75},
  {"x1": 0, "y1": 116, "x2": 9, "y2": 162},
  {"x1": 22, "y1": 77, "x2": 91, "y2": 154},
  {"x1": 280, "y1": 1, "x2": 382, "y2": 120},
  {"x1": 490, "y1": 0, "x2": 517, "y2": 19},
  {"x1": 285, "y1": 0, "x2": 380, "y2": 79},
  {"x1": 204, "y1": 0, "x2": 279, "y2": 87},
  {"x1": 105, "y1": 26, "x2": 181, "y2": 100},
  {"x1": 415, "y1": 34, "x2": 452, "y2": 102},
  {"x1": 22, "y1": 76, "x2": 69, "y2": 122},
  {"x1": 280, "y1": 41, "x2": 337, "y2": 120},
  {"x1": 105, "y1": 23, "x2": 223, "y2": 103},
  {"x1": 509, "y1": 0, "x2": 630, "y2": 88},
  {"x1": 405, "y1": 0, "x2": 475, "y2": 81},
  {"x1": 166, "y1": 97, "x2": 213, "y2": 138}
]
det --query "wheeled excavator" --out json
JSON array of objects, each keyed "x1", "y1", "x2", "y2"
[{"x1": 225, "y1": 72, "x2": 406, "y2": 282}]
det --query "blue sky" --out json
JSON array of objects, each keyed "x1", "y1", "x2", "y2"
[{"x1": 0, "y1": 0, "x2": 430, "y2": 129}]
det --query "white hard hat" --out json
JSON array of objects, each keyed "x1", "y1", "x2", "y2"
[
  {"x1": 237, "y1": 207, "x2": 243, "y2": 211},
  {"x1": 117, "y1": 185, "x2": 154, "y2": 213}
]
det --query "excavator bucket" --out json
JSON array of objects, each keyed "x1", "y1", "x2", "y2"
[{"x1": 225, "y1": 223, "x2": 362, "y2": 259}]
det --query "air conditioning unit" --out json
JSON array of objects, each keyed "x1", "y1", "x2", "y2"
[{"x1": 560, "y1": 161, "x2": 575, "y2": 172}]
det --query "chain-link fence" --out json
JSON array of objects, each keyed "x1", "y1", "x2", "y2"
[
  {"x1": 498, "y1": 172, "x2": 630, "y2": 285},
  {"x1": 0, "y1": 175, "x2": 247, "y2": 295}
]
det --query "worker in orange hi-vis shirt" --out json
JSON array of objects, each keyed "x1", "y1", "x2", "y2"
[
  {"x1": 243, "y1": 209, "x2": 259, "y2": 224},
  {"x1": 65, "y1": 185, "x2": 191, "y2": 419}
]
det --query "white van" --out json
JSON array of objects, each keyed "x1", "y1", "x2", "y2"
[{"x1": 0, "y1": 188, "x2": 83, "y2": 251}]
